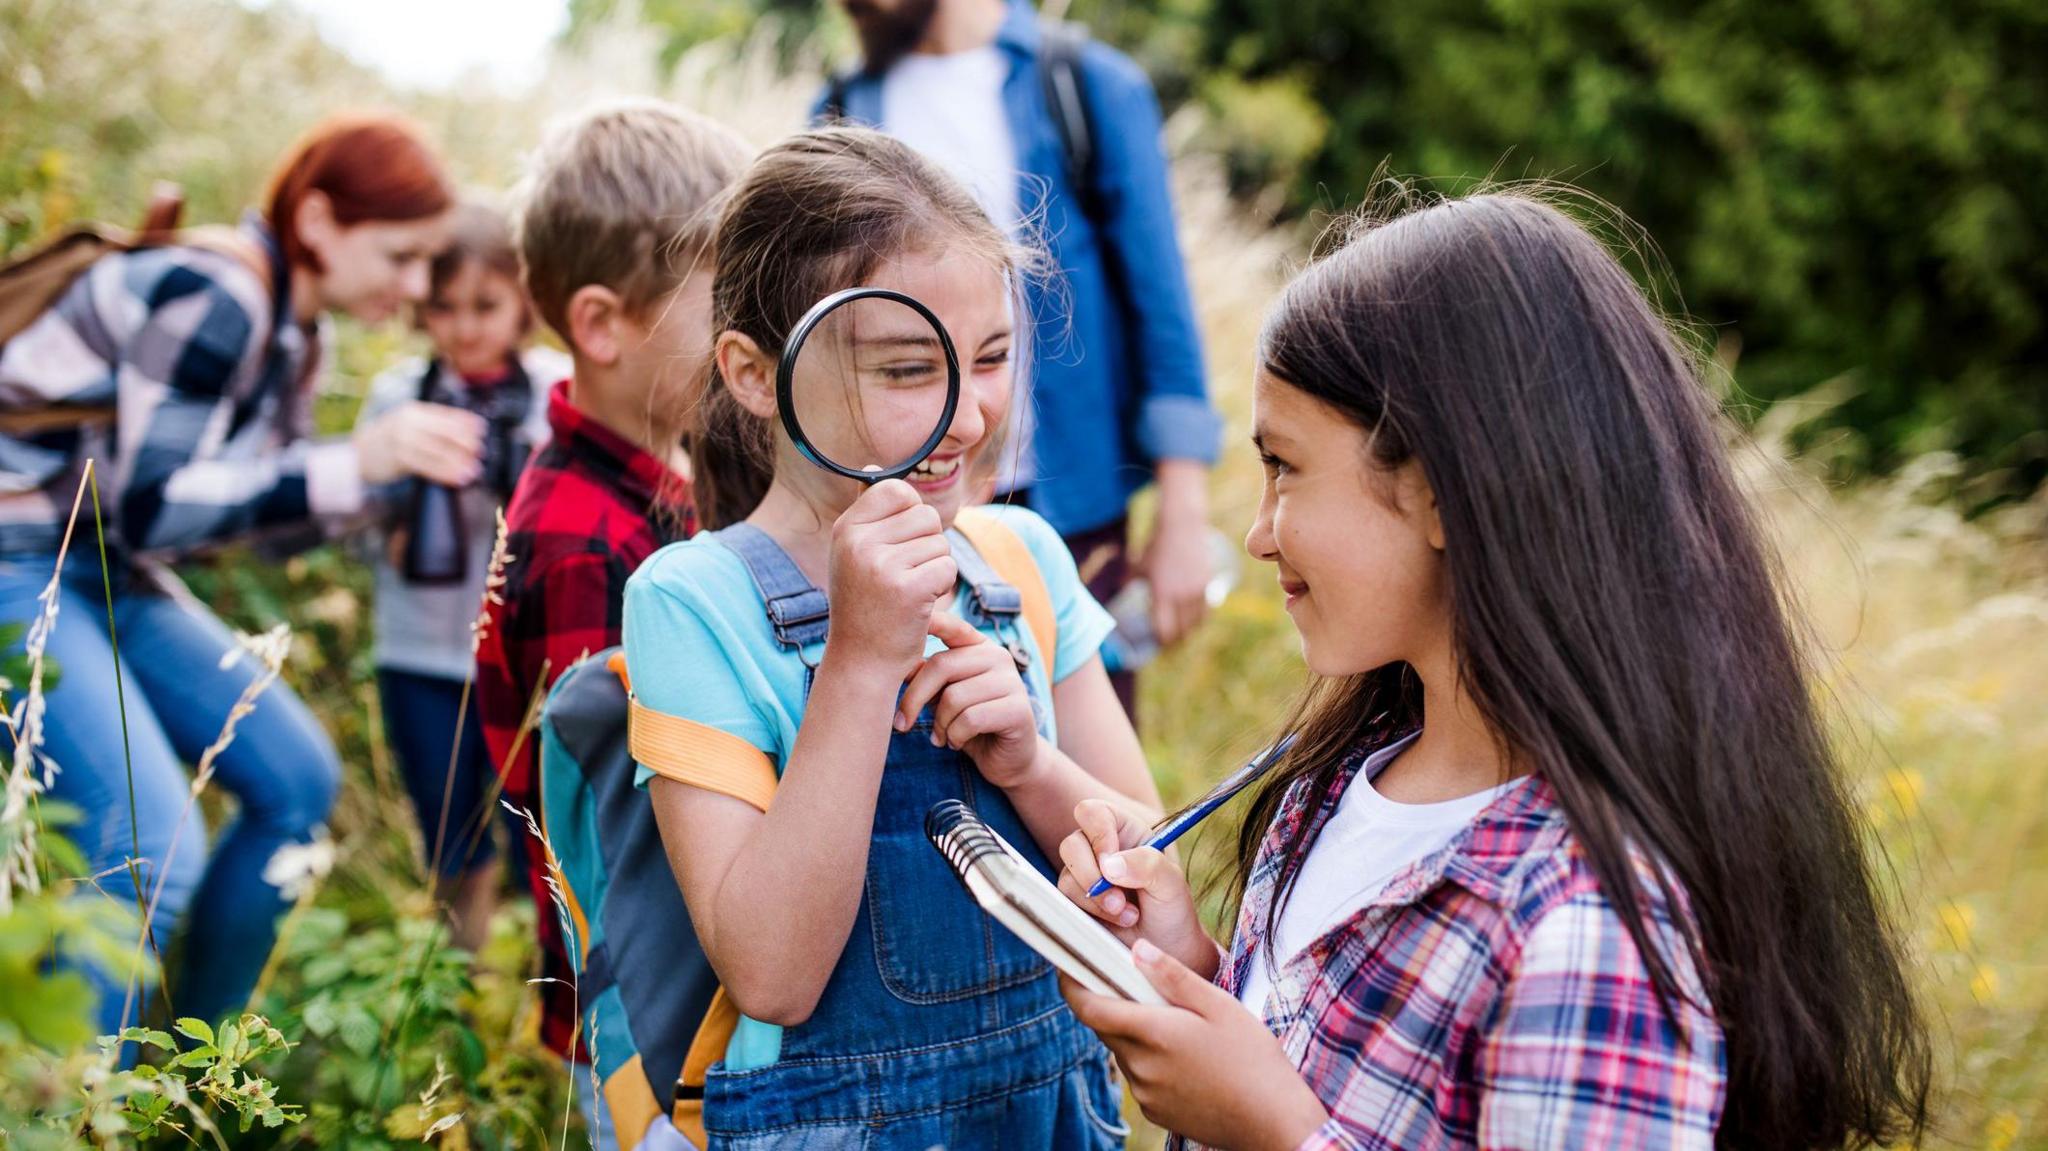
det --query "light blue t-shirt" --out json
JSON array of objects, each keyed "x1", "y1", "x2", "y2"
[{"x1": 621, "y1": 502, "x2": 1113, "y2": 1069}]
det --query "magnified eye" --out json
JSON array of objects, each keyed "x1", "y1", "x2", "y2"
[{"x1": 876, "y1": 358, "x2": 943, "y2": 384}]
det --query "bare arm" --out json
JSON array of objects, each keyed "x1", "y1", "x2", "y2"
[
  {"x1": 646, "y1": 480, "x2": 955, "y2": 1026},
  {"x1": 647, "y1": 647, "x2": 904, "y2": 1026}
]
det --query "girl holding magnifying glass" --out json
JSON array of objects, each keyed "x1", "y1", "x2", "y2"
[{"x1": 622, "y1": 127, "x2": 1155, "y2": 1148}]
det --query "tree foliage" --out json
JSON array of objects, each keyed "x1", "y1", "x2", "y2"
[{"x1": 598, "y1": 0, "x2": 2048, "y2": 494}]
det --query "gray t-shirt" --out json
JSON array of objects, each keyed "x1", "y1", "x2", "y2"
[{"x1": 357, "y1": 348, "x2": 564, "y2": 680}]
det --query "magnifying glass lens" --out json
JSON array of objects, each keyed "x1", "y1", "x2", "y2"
[{"x1": 786, "y1": 293, "x2": 956, "y2": 479}]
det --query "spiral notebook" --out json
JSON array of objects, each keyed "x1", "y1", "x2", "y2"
[{"x1": 924, "y1": 800, "x2": 1164, "y2": 1005}]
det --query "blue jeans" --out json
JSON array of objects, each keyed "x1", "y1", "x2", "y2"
[
  {"x1": 377, "y1": 667, "x2": 518, "y2": 879},
  {"x1": 0, "y1": 553, "x2": 340, "y2": 1036}
]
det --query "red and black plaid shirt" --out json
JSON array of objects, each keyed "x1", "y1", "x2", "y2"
[{"x1": 476, "y1": 377, "x2": 693, "y2": 1060}]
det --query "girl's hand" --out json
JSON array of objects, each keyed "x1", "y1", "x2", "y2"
[
  {"x1": 356, "y1": 401, "x2": 486, "y2": 487},
  {"x1": 897, "y1": 611, "x2": 1043, "y2": 787},
  {"x1": 825, "y1": 479, "x2": 956, "y2": 676},
  {"x1": 1061, "y1": 942, "x2": 1330, "y2": 1151},
  {"x1": 1056, "y1": 800, "x2": 1218, "y2": 978}
]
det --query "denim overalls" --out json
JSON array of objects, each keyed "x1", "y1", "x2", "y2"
[{"x1": 700, "y1": 523, "x2": 1128, "y2": 1151}]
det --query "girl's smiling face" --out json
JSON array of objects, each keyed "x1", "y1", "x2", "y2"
[
  {"x1": 420, "y1": 259, "x2": 527, "y2": 379},
  {"x1": 1246, "y1": 368, "x2": 1449, "y2": 678},
  {"x1": 775, "y1": 248, "x2": 1014, "y2": 525}
]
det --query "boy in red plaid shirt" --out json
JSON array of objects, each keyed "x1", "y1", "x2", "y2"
[{"x1": 474, "y1": 101, "x2": 748, "y2": 1124}]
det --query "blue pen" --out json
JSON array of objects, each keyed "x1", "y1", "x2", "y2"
[{"x1": 1086, "y1": 737, "x2": 1294, "y2": 898}]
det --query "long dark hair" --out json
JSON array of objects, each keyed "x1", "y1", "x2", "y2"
[
  {"x1": 1239, "y1": 189, "x2": 1931, "y2": 1148},
  {"x1": 692, "y1": 126, "x2": 1030, "y2": 528}
]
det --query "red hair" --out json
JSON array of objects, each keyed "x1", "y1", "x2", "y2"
[{"x1": 264, "y1": 112, "x2": 454, "y2": 271}]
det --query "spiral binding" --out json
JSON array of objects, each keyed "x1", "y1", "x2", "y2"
[{"x1": 925, "y1": 799, "x2": 1006, "y2": 881}]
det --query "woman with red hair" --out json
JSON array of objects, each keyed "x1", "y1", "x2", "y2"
[{"x1": 0, "y1": 113, "x2": 476, "y2": 1041}]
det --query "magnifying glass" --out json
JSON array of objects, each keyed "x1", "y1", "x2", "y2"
[{"x1": 777, "y1": 286, "x2": 962, "y2": 483}]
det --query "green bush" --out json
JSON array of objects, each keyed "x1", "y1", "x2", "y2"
[
  {"x1": 1184, "y1": 0, "x2": 2048, "y2": 495},
  {"x1": 614, "y1": 0, "x2": 2047, "y2": 496}
]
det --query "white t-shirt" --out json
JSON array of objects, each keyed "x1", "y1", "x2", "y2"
[
  {"x1": 878, "y1": 45, "x2": 1035, "y2": 490},
  {"x1": 879, "y1": 45, "x2": 1020, "y2": 232},
  {"x1": 1237, "y1": 733, "x2": 1525, "y2": 1015}
]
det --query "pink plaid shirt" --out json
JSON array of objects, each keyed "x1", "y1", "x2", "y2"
[{"x1": 1186, "y1": 743, "x2": 1725, "y2": 1150}]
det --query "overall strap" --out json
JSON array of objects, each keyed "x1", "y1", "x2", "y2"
[
  {"x1": 946, "y1": 527, "x2": 1039, "y2": 696},
  {"x1": 710, "y1": 522, "x2": 830, "y2": 652},
  {"x1": 944, "y1": 527, "x2": 1023, "y2": 629}
]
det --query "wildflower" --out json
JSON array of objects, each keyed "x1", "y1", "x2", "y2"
[
  {"x1": 1969, "y1": 963, "x2": 1999, "y2": 1003},
  {"x1": 1936, "y1": 901, "x2": 1974, "y2": 951},
  {"x1": 260, "y1": 834, "x2": 335, "y2": 902},
  {"x1": 470, "y1": 508, "x2": 514, "y2": 655}
]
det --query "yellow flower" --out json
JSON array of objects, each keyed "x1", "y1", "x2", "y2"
[
  {"x1": 1936, "y1": 901, "x2": 1975, "y2": 951},
  {"x1": 1969, "y1": 963, "x2": 1999, "y2": 1004},
  {"x1": 1883, "y1": 768, "x2": 1924, "y2": 817},
  {"x1": 1985, "y1": 1110, "x2": 2020, "y2": 1151}
]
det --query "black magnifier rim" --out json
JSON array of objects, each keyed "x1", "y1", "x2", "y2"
[{"x1": 776, "y1": 286, "x2": 962, "y2": 483}]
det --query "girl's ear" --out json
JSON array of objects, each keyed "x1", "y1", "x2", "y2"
[
  {"x1": 715, "y1": 330, "x2": 777, "y2": 420},
  {"x1": 566, "y1": 284, "x2": 624, "y2": 367},
  {"x1": 1395, "y1": 461, "x2": 1447, "y2": 552}
]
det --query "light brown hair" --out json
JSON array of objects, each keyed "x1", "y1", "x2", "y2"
[
  {"x1": 694, "y1": 126, "x2": 1034, "y2": 528},
  {"x1": 422, "y1": 199, "x2": 530, "y2": 332},
  {"x1": 514, "y1": 99, "x2": 751, "y2": 343}
]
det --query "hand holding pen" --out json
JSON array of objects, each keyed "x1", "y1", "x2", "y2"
[
  {"x1": 1055, "y1": 739, "x2": 1294, "y2": 974},
  {"x1": 1085, "y1": 739, "x2": 1292, "y2": 898}
]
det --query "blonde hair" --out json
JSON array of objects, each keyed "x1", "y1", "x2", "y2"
[{"x1": 514, "y1": 99, "x2": 751, "y2": 342}]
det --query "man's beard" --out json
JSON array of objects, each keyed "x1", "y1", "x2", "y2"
[{"x1": 844, "y1": 0, "x2": 941, "y2": 71}]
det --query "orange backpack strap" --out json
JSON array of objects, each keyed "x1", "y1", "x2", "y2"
[
  {"x1": 606, "y1": 658, "x2": 760, "y2": 1144},
  {"x1": 952, "y1": 507, "x2": 1059, "y2": 672},
  {"x1": 670, "y1": 987, "x2": 742, "y2": 1146},
  {"x1": 627, "y1": 699, "x2": 778, "y2": 813}
]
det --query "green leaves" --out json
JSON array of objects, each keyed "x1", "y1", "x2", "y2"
[
  {"x1": 45, "y1": 1014, "x2": 307, "y2": 1146},
  {"x1": 171, "y1": 1017, "x2": 213, "y2": 1048},
  {"x1": 0, "y1": 881, "x2": 141, "y2": 1052}
]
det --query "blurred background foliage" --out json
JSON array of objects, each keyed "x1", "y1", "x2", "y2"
[
  {"x1": 597, "y1": 0, "x2": 2048, "y2": 505},
  {"x1": 1, "y1": 0, "x2": 2044, "y2": 1146}
]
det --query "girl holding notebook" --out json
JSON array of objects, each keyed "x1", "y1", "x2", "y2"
[
  {"x1": 1057, "y1": 192, "x2": 1931, "y2": 1150},
  {"x1": 621, "y1": 128, "x2": 1158, "y2": 1149}
]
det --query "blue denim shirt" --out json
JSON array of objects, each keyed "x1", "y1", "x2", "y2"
[{"x1": 814, "y1": 1, "x2": 1221, "y2": 537}]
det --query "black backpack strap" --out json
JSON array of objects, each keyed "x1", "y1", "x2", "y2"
[
  {"x1": 1037, "y1": 18, "x2": 1102, "y2": 223},
  {"x1": 821, "y1": 69, "x2": 857, "y2": 122},
  {"x1": 414, "y1": 357, "x2": 441, "y2": 403}
]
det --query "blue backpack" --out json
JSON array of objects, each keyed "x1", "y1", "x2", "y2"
[{"x1": 537, "y1": 648, "x2": 717, "y2": 1148}]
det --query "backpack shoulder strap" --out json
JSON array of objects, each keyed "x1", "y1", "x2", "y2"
[
  {"x1": 952, "y1": 507, "x2": 1059, "y2": 674},
  {"x1": 1037, "y1": 18, "x2": 1100, "y2": 222},
  {"x1": 619, "y1": 540, "x2": 784, "y2": 813},
  {"x1": 820, "y1": 69, "x2": 857, "y2": 123}
]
